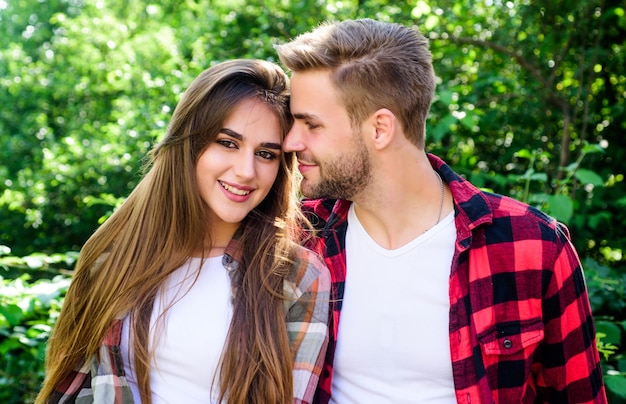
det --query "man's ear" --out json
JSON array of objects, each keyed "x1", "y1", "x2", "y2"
[{"x1": 370, "y1": 108, "x2": 395, "y2": 150}]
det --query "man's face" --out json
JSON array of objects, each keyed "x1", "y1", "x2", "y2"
[{"x1": 284, "y1": 69, "x2": 372, "y2": 200}]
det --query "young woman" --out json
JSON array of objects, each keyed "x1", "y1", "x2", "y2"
[{"x1": 36, "y1": 59, "x2": 330, "y2": 404}]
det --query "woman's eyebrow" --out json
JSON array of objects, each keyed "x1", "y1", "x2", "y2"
[
  {"x1": 219, "y1": 128, "x2": 243, "y2": 140},
  {"x1": 219, "y1": 128, "x2": 282, "y2": 150}
]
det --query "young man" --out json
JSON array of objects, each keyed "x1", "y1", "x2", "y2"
[{"x1": 276, "y1": 19, "x2": 606, "y2": 403}]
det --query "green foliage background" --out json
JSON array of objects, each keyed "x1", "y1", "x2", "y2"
[{"x1": 1, "y1": 0, "x2": 625, "y2": 402}]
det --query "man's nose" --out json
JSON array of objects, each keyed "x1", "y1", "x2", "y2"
[{"x1": 283, "y1": 125, "x2": 305, "y2": 153}]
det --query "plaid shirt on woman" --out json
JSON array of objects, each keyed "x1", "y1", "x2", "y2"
[
  {"x1": 306, "y1": 154, "x2": 606, "y2": 404},
  {"x1": 48, "y1": 243, "x2": 330, "y2": 404}
]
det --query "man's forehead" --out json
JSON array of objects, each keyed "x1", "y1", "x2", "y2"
[{"x1": 290, "y1": 71, "x2": 337, "y2": 103}]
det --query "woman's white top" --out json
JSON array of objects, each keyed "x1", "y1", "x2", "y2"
[{"x1": 120, "y1": 256, "x2": 232, "y2": 403}]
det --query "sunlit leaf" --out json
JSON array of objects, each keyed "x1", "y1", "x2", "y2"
[{"x1": 0, "y1": 304, "x2": 23, "y2": 327}]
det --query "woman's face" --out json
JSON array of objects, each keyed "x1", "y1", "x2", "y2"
[{"x1": 196, "y1": 98, "x2": 282, "y2": 233}]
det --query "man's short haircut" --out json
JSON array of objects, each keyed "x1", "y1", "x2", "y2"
[{"x1": 276, "y1": 18, "x2": 436, "y2": 148}]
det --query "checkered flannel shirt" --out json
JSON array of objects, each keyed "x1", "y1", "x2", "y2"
[
  {"x1": 48, "y1": 242, "x2": 330, "y2": 404},
  {"x1": 306, "y1": 154, "x2": 606, "y2": 404}
]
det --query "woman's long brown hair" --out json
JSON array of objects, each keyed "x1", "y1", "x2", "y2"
[{"x1": 36, "y1": 59, "x2": 301, "y2": 404}]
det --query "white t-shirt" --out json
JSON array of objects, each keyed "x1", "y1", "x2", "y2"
[
  {"x1": 120, "y1": 256, "x2": 232, "y2": 403},
  {"x1": 330, "y1": 205, "x2": 456, "y2": 403}
]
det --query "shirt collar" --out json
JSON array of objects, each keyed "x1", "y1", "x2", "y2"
[{"x1": 223, "y1": 230, "x2": 243, "y2": 271}]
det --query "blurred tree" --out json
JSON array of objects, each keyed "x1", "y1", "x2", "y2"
[
  {"x1": 1, "y1": 0, "x2": 625, "y2": 401},
  {"x1": 0, "y1": 0, "x2": 623, "y2": 264}
]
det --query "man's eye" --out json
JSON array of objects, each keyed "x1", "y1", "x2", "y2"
[{"x1": 257, "y1": 150, "x2": 278, "y2": 160}]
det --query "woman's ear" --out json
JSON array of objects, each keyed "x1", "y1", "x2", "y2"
[{"x1": 370, "y1": 108, "x2": 395, "y2": 150}]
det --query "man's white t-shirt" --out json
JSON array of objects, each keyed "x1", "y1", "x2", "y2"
[
  {"x1": 120, "y1": 255, "x2": 232, "y2": 403},
  {"x1": 330, "y1": 205, "x2": 457, "y2": 403}
]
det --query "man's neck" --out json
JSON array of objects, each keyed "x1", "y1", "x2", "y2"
[{"x1": 351, "y1": 153, "x2": 451, "y2": 249}]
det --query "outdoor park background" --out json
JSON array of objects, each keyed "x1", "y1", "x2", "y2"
[{"x1": 1, "y1": 0, "x2": 625, "y2": 402}]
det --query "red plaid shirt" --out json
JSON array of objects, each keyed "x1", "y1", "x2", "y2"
[{"x1": 304, "y1": 154, "x2": 606, "y2": 404}]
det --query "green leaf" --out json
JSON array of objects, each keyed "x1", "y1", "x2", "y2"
[
  {"x1": 581, "y1": 143, "x2": 605, "y2": 154},
  {"x1": 595, "y1": 320, "x2": 622, "y2": 345},
  {"x1": 436, "y1": 90, "x2": 454, "y2": 106},
  {"x1": 529, "y1": 192, "x2": 549, "y2": 205},
  {"x1": 0, "y1": 303, "x2": 24, "y2": 326},
  {"x1": 0, "y1": 336, "x2": 23, "y2": 355},
  {"x1": 515, "y1": 149, "x2": 533, "y2": 159},
  {"x1": 605, "y1": 374, "x2": 626, "y2": 399},
  {"x1": 529, "y1": 173, "x2": 548, "y2": 183},
  {"x1": 546, "y1": 194, "x2": 574, "y2": 223},
  {"x1": 574, "y1": 169, "x2": 604, "y2": 186},
  {"x1": 430, "y1": 114, "x2": 456, "y2": 142}
]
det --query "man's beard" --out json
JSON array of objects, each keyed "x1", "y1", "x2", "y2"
[{"x1": 300, "y1": 136, "x2": 372, "y2": 200}]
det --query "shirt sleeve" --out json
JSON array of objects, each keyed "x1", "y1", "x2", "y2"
[
  {"x1": 48, "y1": 360, "x2": 92, "y2": 403},
  {"x1": 48, "y1": 319, "x2": 134, "y2": 404},
  {"x1": 285, "y1": 247, "x2": 331, "y2": 404},
  {"x1": 536, "y1": 223, "x2": 606, "y2": 401}
]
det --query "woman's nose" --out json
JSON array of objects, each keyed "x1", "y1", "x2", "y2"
[{"x1": 233, "y1": 152, "x2": 256, "y2": 179}]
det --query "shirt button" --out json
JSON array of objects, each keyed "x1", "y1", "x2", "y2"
[{"x1": 503, "y1": 339, "x2": 513, "y2": 349}]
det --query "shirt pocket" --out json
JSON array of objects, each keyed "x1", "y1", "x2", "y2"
[{"x1": 478, "y1": 318, "x2": 544, "y2": 356}]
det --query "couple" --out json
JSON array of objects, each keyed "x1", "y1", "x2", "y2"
[{"x1": 37, "y1": 19, "x2": 606, "y2": 404}]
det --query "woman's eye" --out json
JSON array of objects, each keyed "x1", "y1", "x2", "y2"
[
  {"x1": 217, "y1": 139, "x2": 237, "y2": 148},
  {"x1": 257, "y1": 150, "x2": 278, "y2": 160},
  {"x1": 305, "y1": 122, "x2": 319, "y2": 130}
]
